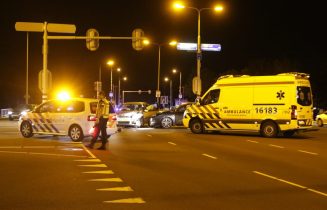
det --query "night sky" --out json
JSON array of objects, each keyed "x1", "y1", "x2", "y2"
[{"x1": 1, "y1": 0, "x2": 326, "y2": 108}]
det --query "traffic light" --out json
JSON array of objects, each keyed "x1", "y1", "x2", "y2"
[
  {"x1": 86, "y1": 28, "x2": 99, "y2": 51},
  {"x1": 132, "y1": 28, "x2": 145, "y2": 51}
]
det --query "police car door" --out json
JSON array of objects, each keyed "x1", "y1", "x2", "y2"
[{"x1": 34, "y1": 101, "x2": 61, "y2": 134}]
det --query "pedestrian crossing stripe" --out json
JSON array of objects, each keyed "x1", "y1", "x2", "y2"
[
  {"x1": 78, "y1": 164, "x2": 108, "y2": 167},
  {"x1": 83, "y1": 170, "x2": 114, "y2": 174},
  {"x1": 96, "y1": 186, "x2": 133, "y2": 191},
  {"x1": 103, "y1": 197, "x2": 145, "y2": 204},
  {"x1": 88, "y1": 178, "x2": 123, "y2": 182}
]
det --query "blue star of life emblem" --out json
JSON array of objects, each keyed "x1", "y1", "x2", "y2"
[{"x1": 276, "y1": 90, "x2": 285, "y2": 100}]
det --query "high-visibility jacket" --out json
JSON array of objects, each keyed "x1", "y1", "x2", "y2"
[{"x1": 96, "y1": 98, "x2": 110, "y2": 119}]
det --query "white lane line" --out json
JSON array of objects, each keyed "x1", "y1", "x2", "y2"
[
  {"x1": 88, "y1": 178, "x2": 123, "y2": 182},
  {"x1": 0, "y1": 150, "x2": 87, "y2": 158},
  {"x1": 168, "y1": 142, "x2": 176, "y2": 146},
  {"x1": 81, "y1": 144, "x2": 96, "y2": 158},
  {"x1": 103, "y1": 197, "x2": 146, "y2": 204},
  {"x1": 78, "y1": 164, "x2": 108, "y2": 168},
  {"x1": 83, "y1": 170, "x2": 114, "y2": 174},
  {"x1": 298, "y1": 150, "x2": 318, "y2": 156},
  {"x1": 0, "y1": 146, "x2": 21, "y2": 149},
  {"x1": 74, "y1": 159, "x2": 101, "y2": 162},
  {"x1": 97, "y1": 186, "x2": 133, "y2": 191},
  {"x1": 23, "y1": 146, "x2": 56, "y2": 149},
  {"x1": 253, "y1": 171, "x2": 327, "y2": 197},
  {"x1": 247, "y1": 140, "x2": 259, "y2": 143},
  {"x1": 269, "y1": 144, "x2": 285, "y2": 149},
  {"x1": 202, "y1": 153, "x2": 217, "y2": 160},
  {"x1": 146, "y1": 134, "x2": 152, "y2": 137}
]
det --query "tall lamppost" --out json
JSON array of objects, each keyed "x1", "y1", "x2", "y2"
[
  {"x1": 164, "y1": 77, "x2": 173, "y2": 109},
  {"x1": 172, "y1": 68, "x2": 182, "y2": 105},
  {"x1": 118, "y1": 76, "x2": 127, "y2": 106},
  {"x1": 173, "y1": 2, "x2": 224, "y2": 98},
  {"x1": 143, "y1": 39, "x2": 177, "y2": 106},
  {"x1": 106, "y1": 59, "x2": 114, "y2": 98}
]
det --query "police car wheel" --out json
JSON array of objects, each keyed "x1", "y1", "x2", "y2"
[
  {"x1": 317, "y1": 119, "x2": 323, "y2": 127},
  {"x1": 20, "y1": 121, "x2": 33, "y2": 138},
  {"x1": 69, "y1": 125, "x2": 84, "y2": 142},
  {"x1": 190, "y1": 119, "x2": 203, "y2": 134},
  {"x1": 260, "y1": 121, "x2": 278, "y2": 138},
  {"x1": 161, "y1": 117, "x2": 173, "y2": 128}
]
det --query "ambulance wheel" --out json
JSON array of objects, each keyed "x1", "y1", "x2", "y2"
[
  {"x1": 190, "y1": 119, "x2": 203, "y2": 134},
  {"x1": 20, "y1": 121, "x2": 33, "y2": 138},
  {"x1": 317, "y1": 119, "x2": 323, "y2": 127},
  {"x1": 69, "y1": 124, "x2": 84, "y2": 142},
  {"x1": 161, "y1": 117, "x2": 173, "y2": 128},
  {"x1": 260, "y1": 121, "x2": 278, "y2": 138}
]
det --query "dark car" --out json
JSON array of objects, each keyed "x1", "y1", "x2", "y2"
[
  {"x1": 8, "y1": 104, "x2": 37, "y2": 121},
  {"x1": 149, "y1": 103, "x2": 193, "y2": 128}
]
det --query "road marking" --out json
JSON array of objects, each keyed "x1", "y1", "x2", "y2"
[
  {"x1": 146, "y1": 134, "x2": 152, "y2": 137},
  {"x1": 23, "y1": 146, "x2": 56, "y2": 149},
  {"x1": 97, "y1": 186, "x2": 133, "y2": 191},
  {"x1": 74, "y1": 158, "x2": 101, "y2": 162},
  {"x1": 0, "y1": 150, "x2": 87, "y2": 158},
  {"x1": 253, "y1": 171, "x2": 327, "y2": 197},
  {"x1": 168, "y1": 142, "x2": 176, "y2": 146},
  {"x1": 83, "y1": 170, "x2": 114, "y2": 174},
  {"x1": 81, "y1": 144, "x2": 96, "y2": 158},
  {"x1": 247, "y1": 140, "x2": 259, "y2": 143},
  {"x1": 78, "y1": 164, "x2": 108, "y2": 168},
  {"x1": 298, "y1": 150, "x2": 318, "y2": 156},
  {"x1": 29, "y1": 152, "x2": 87, "y2": 158},
  {"x1": 88, "y1": 178, "x2": 123, "y2": 182},
  {"x1": 202, "y1": 153, "x2": 217, "y2": 159},
  {"x1": 269, "y1": 144, "x2": 285, "y2": 149},
  {"x1": 103, "y1": 197, "x2": 145, "y2": 204}
]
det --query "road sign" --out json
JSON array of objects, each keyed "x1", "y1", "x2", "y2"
[
  {"x1": 177, "y1": 42, "x2": 221, "y2": 52},
  {"x1": 192, "y1": 77, "x2": 201, "y2": 95},
  {"x1": 156, "y1": 90, "x2": 161, "y2": 98},
  {"x1": 15, "y1": 22, "x2": 44, "y2": 32},
  {"x1": 161, "y1": 96, "x2": 168, "y2": 105},
  {"x1": 47, "y1": 23, "x2": 76, "y2": 33}
]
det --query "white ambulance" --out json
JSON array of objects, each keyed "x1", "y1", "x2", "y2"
[{"x1": 183, "y1": 72, "x2": 314, "y2": 137}]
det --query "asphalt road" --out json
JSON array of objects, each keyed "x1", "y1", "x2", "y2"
[{"x1": 0, "y1": 119, "x2": 327, "y2": 210}]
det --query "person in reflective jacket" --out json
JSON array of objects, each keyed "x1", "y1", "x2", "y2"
[{"x1": 87, "y1": 91, "x2": 110, "y2": 150}]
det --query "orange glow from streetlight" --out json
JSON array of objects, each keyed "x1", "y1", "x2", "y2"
[
  {"x1": 107, "y1": 60, "x2": 114, "y2": 66},
  {"x1": 143, "y1": 39, "x2": 150, "y2": 45},
  {"x1": 117, "y1": 67, "x2": 121, "y2": 72},
  {"x1": 172, "y1": 68, "x2": 177, "y2": 73},
  {"x1": 173, "y1": 2, "x2": 185, "y2": 10},
  {"x1": 169, "y1": 40, "x2": 178, "y2": 46},
  {"x1": 214, "y1": 5, "x2": 224, "y2": 12},
  {"x1": 164, "y1": 77, "x2": 169, "y2": 82},
  {"x1": 123, "y1": 76, "x2": 127, "y2": 81}
]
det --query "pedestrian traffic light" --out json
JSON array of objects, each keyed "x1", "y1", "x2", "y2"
[
  {"x1": 132, "y1": 28, "x2": 145, "y2": 51},
  {"x1": 86, "y1": 28, "x2": 99, "y2": 51}
]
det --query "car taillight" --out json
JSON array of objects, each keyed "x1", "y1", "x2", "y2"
[
  {"x1": 291, "y1": 105, "x2": 297, "y2": 119},
  {"x1": 87, "y1": 115, "x2": 97, "y2": 121}
]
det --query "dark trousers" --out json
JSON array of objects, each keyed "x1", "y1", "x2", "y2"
[{"x1": 91, "y1": 117, "x2": 109, "y2": 145}]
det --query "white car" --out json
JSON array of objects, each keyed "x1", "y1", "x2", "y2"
[
  {"x1": 316, "y1": 111, "x2": 327, "y2": 127},
  {"x1": 18, "y1": 98, "x2": 118, "y2": 141},
  {"x1": 117, "y1": 102, "x2": 159, "y2": 127}
]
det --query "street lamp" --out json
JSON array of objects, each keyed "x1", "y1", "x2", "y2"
[
  {"x1": 117, "y1": 68, "x2": 127, "y2": 106},
  {"x1": 173, "y1": 2, "x2": 224, "y2": 98},
  {"x1": 106, "y1": 59, "x2": 114, "y2": 98},
  {"x1": 143, "y1": 39, "x2": 177, "y2": 106},
  {"x1": 164, "y1": 77, "x2": 173, "y2": 109},
  {"x1": 172, "y1": 68, "x2": 182, "y2": 105}
]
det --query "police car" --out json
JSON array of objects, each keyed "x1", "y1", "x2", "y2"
[{"x1": 18, "y1": 98, "x2": 117, "y2": 142}]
